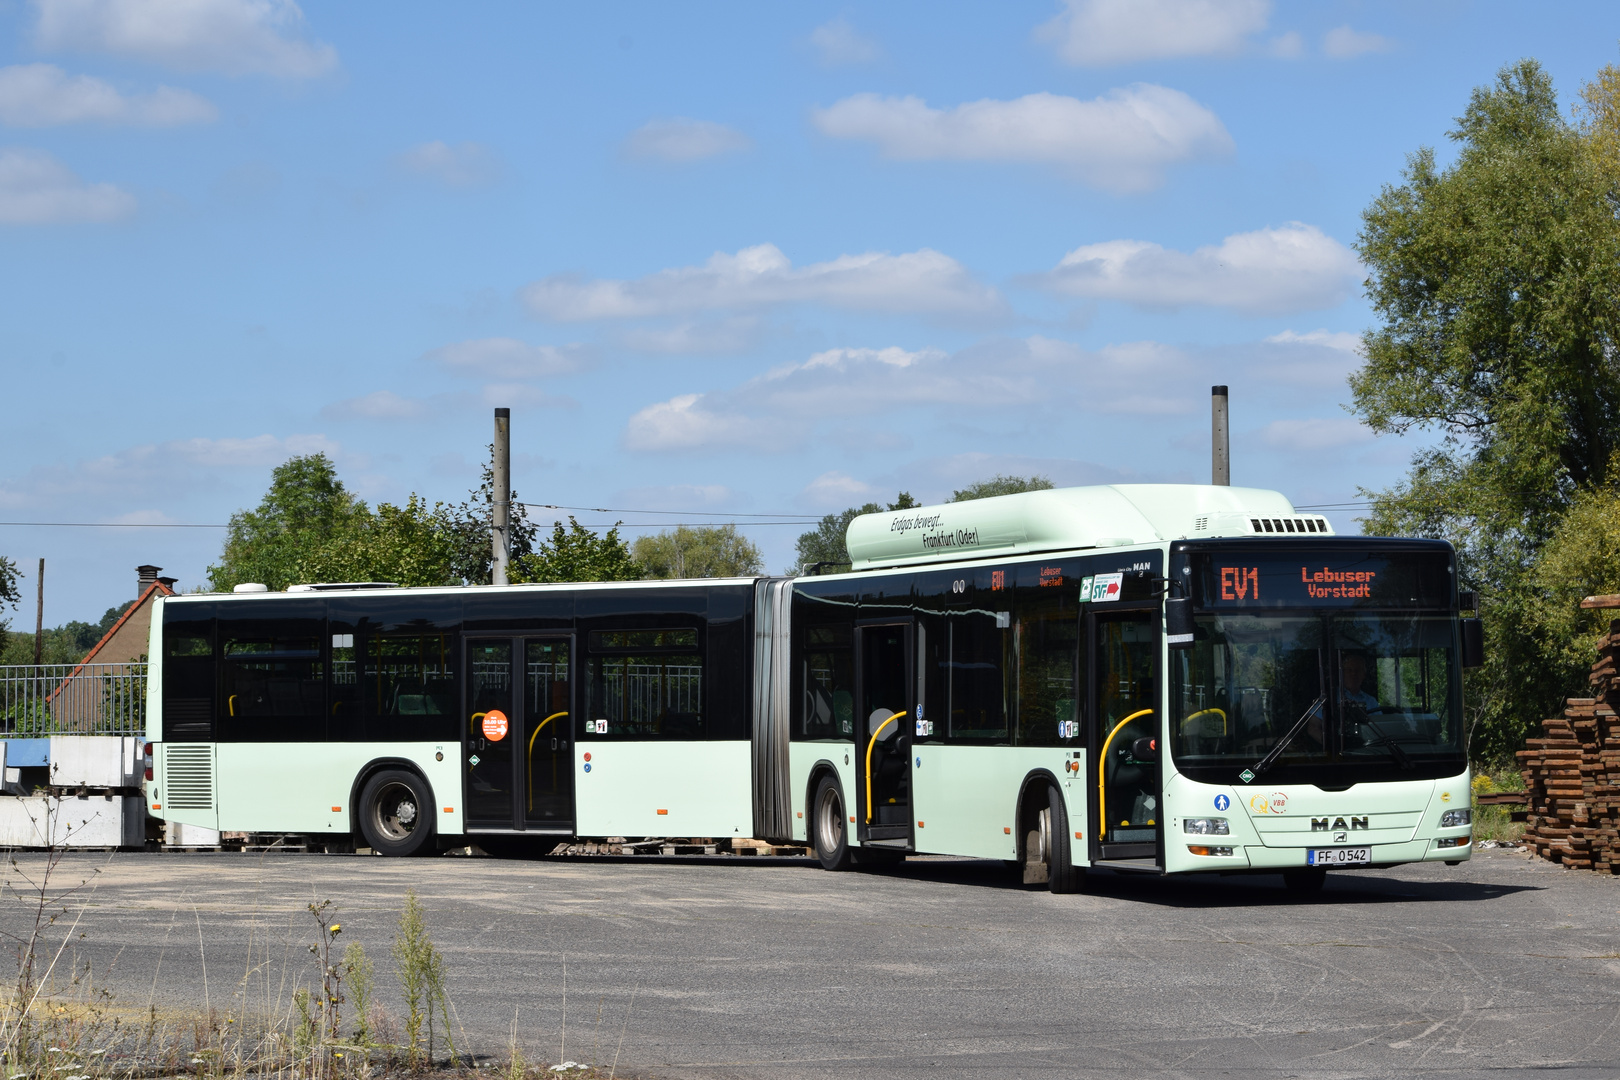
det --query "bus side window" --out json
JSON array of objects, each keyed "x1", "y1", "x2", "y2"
[
  {"x1": 1015, "y1": 562, "x2": 1081, "y2": 747},
  {"x1": 366, "y1": 633, "x2": 458, "y2": 741},
  {"x1": 163, "y1": 620, "x2": 215, "y2": 739},
  {"x1": 585, "y1": 629, "x2": 703, "y2": 740},
  {"x1": 799, "y1": 624, "x2": 853, "y2": 740},
  {"x1": 945, "y1": 610, "x2": 1011, "y2": 741},
  {"x1": 328, "y1": 625, "x2": 359, "y2": 739},
  {"x1": 218, "y1": 626, "x2": 325, "y2": 742}
]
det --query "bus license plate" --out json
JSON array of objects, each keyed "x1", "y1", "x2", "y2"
[{"x1": 1308, "y1": 846, "x2": 1370, "y2": 867}]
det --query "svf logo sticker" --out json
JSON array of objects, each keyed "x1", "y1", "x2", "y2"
[{"x1": 1213, "y1": 793, "x2": 1230, "y2": 812}]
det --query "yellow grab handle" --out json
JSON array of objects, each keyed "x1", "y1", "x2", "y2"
[
  {"x1": 228, "y1": 694, "x2": 237, "y2": 717},
  {"x1": 1181, "y1": 707, "x2": 1227, "y2": 735},
  {"x1": 864, "y1": 711, "x2": 906, "y2": 823},
  {"x1": 528, "y1": 711, "x2": 568, "y2": 756},
  {"x1": 470, "y1": 710, "x2": 487, "y2": 734},
  {"x1": 1098, "y1": 708, "x2": 1155, "y2": 840}
]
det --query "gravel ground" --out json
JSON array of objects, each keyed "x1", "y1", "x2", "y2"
[{"x1": 5, "y1": 846, "x2": 1618, "y2": 1080}]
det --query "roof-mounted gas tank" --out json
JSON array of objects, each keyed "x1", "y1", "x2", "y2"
[{"x1": 843, "y1": 484, "x2": 1334, "y2": 570}]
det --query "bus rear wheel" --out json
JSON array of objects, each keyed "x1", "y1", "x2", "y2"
[
  {"x1": 813, "y1": 775, "x2": 854, "y2": 871},
  {"x1": 358, "y1": 769, "x2": 434, "y2": 857}
]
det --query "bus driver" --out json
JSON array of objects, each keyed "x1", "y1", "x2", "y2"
[{"x1": 1304, "y1": 652, "x2": 1381, "y2": 747}]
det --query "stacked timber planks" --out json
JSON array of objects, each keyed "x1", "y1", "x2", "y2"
[{"x1": 1517, "y1": 606, "x2": 1620, "y2": 871}]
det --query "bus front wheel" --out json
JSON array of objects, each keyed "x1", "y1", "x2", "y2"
[
  {"x1": 813, "y1": 775, "x2": 854, "y2": 872},
  {"x1": 358, "y1": 769, "x2": 435, "y2": 857},
  {"x1": 1025, "y1": 783, "x2": 1083, "y2": 894}
]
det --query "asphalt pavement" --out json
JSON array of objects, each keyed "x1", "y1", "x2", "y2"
[{"x1": 5, "y1": 846, "x2": 1619, "y2": 1080}]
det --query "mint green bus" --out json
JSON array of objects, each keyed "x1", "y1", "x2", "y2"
[{"x1": 145, "y1": 483, "x2": 1478, "y2": 892}]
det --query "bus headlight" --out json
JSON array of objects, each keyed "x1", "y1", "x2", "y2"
[
  {"x1": 1435, "y1": 836, "x2": 1470, "y2": 849},
  {"x1": 1183, "y1": 818, "x2": 1229, "y2": 835},
  {"x1": 1440, "y1": 808, "x2": 1472, "y2": 828}
]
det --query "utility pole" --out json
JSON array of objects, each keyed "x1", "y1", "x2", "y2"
[
  {"x1": 492, "y1": 408, "x2": 510, "y2": 586},
  {"x1": 1211, "y1": 385, "x2": 1230, "y2": 486},
  {"x1": 33, "y1": 558, "x2": 43, "y2": 670}
]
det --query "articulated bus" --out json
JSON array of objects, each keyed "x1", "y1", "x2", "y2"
[{"x1": 145, "y1": 484, "x2": 1479, "y2": 892}]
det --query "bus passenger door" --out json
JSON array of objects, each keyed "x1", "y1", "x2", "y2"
[
  {"x1": 466, "y1": 638, "x2": 518, "y2": 829},
  {"x1": 855, "y1": 620, "x2": 913, "y2": 844},
  {"x1": 522, "y1": 637, "x2": 573, "y2": 827},
  {"x1": 1090, "y1": 610, "x2": 1160, "y2": 865}
]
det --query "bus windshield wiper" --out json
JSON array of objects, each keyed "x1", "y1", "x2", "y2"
[
  {"x1": 1250, "y1": 695, "x2": 1325, "y2": 779},
  {"x1": 1360, "y1": 730, "x2": 1413, "y2": 770}
]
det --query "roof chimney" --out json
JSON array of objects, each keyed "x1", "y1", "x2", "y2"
[{"x1": 137, "y1": 565, "x2": 161, "y2": 599}]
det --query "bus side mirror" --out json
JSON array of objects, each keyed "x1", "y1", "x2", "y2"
[
  {"x1": 1460, "y1": 618, "x2": 1484, "y2": 669},
  {"x1": 1165, "y1": 597, "x2": 1194, "y2": 649}
]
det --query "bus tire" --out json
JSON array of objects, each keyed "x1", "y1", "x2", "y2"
[
  {"x1": 812, "y1": 775, "x2": 854, "y2": 872},
  {"x1": 357, "y1": 769, "x2": 435, "y2": 857},
  {"x1": 1282, "y1": 867, "x2": 1327, "y2": 894},
  {"x1": 1024, "y1": 783, "x2": 1083, "y2": 894}
]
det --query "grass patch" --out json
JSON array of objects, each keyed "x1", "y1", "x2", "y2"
[{"x1": 1473, "y1": 766, "x2": 1527, "y2": 844}]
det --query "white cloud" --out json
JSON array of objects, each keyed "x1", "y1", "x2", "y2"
[
  {"x1": 810, "y1": 18, "x2": 880, "y2": 65},
  {"x1": 1264, "y1": 328, "x2": 1362, "y2": 353},
  {"x1": 799, "y1": 471, "x2": 876, "y2": 509},
  {"x1": 811, "y1": 86, "x2": 1232, "y2": 192},
  {"x1": 1036, "y1": 0, "x2": 1270, "y2": 66},
  {"x1": 0, "y1": 433, "x2": 342, "y2": 511},
  {"x1": 162, "y1": 433, "x2": 340, "y2": 465},
  {"x1": 34, "y1": 0, "x2": 338, "y2": 78},
  {"x1": 1268, "y1": 31, "x2": 1303, "y2": 58},
  {"x1": 522, "y1": 243, "x2": 1001, "y2": 321},
  {"x1": 425, "y1": 338, "x2": 588, "y2": 379},
  {"x1": 614, "y1": 484, "x2": 738, "y2": 511},
  {"x1": 0, "y1": 147, "x2": 135, "y2": 224},
  {"x1": 322, "y1": 391, "x2": 428, "y2": 421},
  {"x1": 0, "y1": 64, "x2": 215, "y2": 126},
  {"x1": 1040, "y1": 223, "x2": 1360, "y2": 314},
  {"x1": 616, "y1": 317, "x2": 762, "y2": 354},
  {"x1": 1323, "y1": 25, "x2": 1394, "y2": 59},
  {"x1": 620, "y1": 336, "x2": 1209, "y2": 454},
  {"x1": 395, "y1": 141, "x2": 500, "y2": 188},
  {"x1": 1256, "y1": 417, "x2": 1373, "y2": 451},
  {"x1": 623, "y1": 393, "x2": 788, "y2": 453},
  {"x1": 623, "y1": 118, "x2": 751, "y2": 163}
]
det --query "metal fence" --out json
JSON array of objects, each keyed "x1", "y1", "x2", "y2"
[{"x1": 0, "y1": 663, "x2": 146, "y2": 736}]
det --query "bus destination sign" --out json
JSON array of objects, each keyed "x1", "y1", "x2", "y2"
[{"x1": 1193, "y1": 551, "x2": 1452, "y2": 609}]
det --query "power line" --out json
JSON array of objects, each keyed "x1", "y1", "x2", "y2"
[
  {"x1": 0, "y1": 521, "x2": 228, "y2": 528},
  {"x1": 521, "y1": 502, "x2": 821, "y2": 520}
]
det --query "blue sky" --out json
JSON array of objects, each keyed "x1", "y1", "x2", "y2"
[{"x1": 2, "y1": 0, "x2": 1616, "y2": 624}]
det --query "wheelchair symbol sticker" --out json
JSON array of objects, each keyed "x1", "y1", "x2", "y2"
[{"x1": 1213, "y1": 794, "x2": 1230, "y2": 811}]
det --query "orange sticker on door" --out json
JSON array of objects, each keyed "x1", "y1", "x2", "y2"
[{"x1": 483, "y1": 710, "x2": 510, "y2": 741}]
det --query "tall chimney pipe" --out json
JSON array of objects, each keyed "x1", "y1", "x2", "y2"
[
  {"x1": 492, "y1": 408, "x2": 511, "y2": 586},
  {"x1": 1211, "y1": 385, "x2": 1230, "y2": 486}
]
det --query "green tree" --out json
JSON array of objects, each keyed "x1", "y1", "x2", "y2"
[
  {"x1": 437, "y1": 449, "x2": 539, "y2": 585},
  {"x1": 0, "y1": 554, "x2": 19, "y2": 654},
  {"x1": 1527, "y1": 455, "x2": 1620, "y2": 680},
  {"x1": 207, "y1": 454, "x2": 365, "y2": 591},
  {"x1": 632, "y1": 524, "x2": 765, "y2": 579},
  {"x1": 511, "y1": 517, "x2": 638, "y2": 583},
  {"x1": 299, "y1": 495, "x2": 459, "y2": 587},
  {"x1": 1351, "y1": 59, "x2": 1620, "y2": 762},
  {"x1": 950, "y1": 474, "x2": 1054, "y2": 502},
  {"x1": 792, "y1": 492, "x2": 916, "y2": 574}
]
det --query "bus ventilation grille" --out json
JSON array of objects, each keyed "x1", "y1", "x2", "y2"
[{"x1": 164, "y1": 745, "x2": 214, "y2": 810}]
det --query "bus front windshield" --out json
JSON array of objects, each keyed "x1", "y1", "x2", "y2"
[{"x1": 1170, "y1": 611, "x2": 1466, "y2": 785}]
